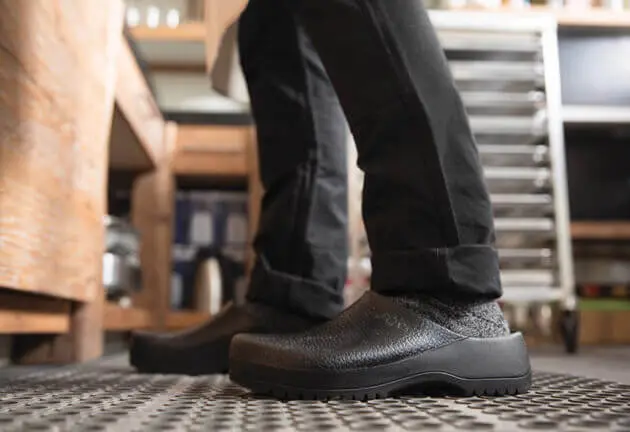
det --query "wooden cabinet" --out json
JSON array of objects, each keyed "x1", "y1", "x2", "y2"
[
  {"x1": 0, "y1": 0, "x2": 173, "y2": 363},
  {"x1": 0, "y1": 0, "x2": 123, "y2": 303},
  {"x1": 0, "y1": 0, "x2": 128, "y2": 362}
]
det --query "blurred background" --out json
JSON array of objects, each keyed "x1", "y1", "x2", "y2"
[{"x1": 1, "y1": 0, "x2": 630, "y2": 377}]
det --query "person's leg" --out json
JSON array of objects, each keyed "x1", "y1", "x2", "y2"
[
  {"x1": 242, "y1": 0, "x2": 347, "y2": 321},
  {"x1": 130, "y1": 0, "x2": 348, "y2": 375},
  {"x1": 230, "y1": 0, "x2": 531, "y2": 397}
]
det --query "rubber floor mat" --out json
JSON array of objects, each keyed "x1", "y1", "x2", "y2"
[{"x1": 0, "y1": 357, "x2": 628, "y2": 431}]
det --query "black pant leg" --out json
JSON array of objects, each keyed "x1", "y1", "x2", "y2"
[
  {"x1": 294, "y1": 0, "x2": 501, "y2": 300},
  {"x1": 239, "y1": 0, "x2": 349, "y2": 319}
]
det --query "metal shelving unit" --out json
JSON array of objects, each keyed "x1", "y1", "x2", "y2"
[
  {"x1": 435, "y1": 11, "x2": 577, "y2": 351},
  {"x1": 348, "y1": 11, "x2": 578, "y2": 351}
]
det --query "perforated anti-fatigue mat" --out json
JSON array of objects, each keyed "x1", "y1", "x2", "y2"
[{"x1": 0, "y1": 358, "x2": 629, "y2": 431}]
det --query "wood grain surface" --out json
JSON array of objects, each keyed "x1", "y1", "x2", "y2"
[
  {"x1": 173, "y1": 125, "x2": 250, "y2": 177},
  {"x1": 131, "y1": 123, "x2": 177, "y2": 329},
  {"x1": 0, "y1": 0, "x2": 123, "y2": 302},
  {"x1": 103, "y1": 303, "x2": 152, "y2": 331},
  {"x1": 131, "y1": 23, "x2": 206, "y2": 42},
  {"x1": 571, "y1": 221, "x2": 630, "y2": 240},
  {"x1": 0, "y1": 290, "x2": 70, "y2": 334},
  {"x1": 109, "y1": 105, "x2": 155, "y2": 171},
  {"x1": 113, "y1": 37, "x2": 165, "y2": 170},
  {"x1": 580, "y1": 310, "x2": 630, "y2": 345}
]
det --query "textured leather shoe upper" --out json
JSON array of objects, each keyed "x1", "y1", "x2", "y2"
[
  {"x1": 230, "y1": 292, "x2": 466, "y2": 371},
  {"x1": 138, "y1": 303, "x2": 263, "y2": 349}
]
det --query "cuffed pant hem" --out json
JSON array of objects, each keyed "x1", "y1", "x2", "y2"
[
  {"x1": 371, "y1": 245, "x2": 502, "y2": 300},
  {"x1": 247, "y1": 256, "x2": 345, "y2": 320}
]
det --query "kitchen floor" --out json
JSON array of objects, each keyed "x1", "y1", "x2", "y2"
[
  {"x1": 531, "y1": 346, "x2": 630, "y2": 385},
  {"x1": 0, "y1": 348, "x2": 628, "y2": 431}
]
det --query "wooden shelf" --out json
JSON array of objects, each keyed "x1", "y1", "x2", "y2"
[
  {"x1": 0, "y1": 311, "x2": 69, "y2": 334},
  {"x1": 173, "y1": 125, "x2": 251, "y2": 178},
  {"x1": 110, "y1": 35, "x2": 165, "y2": 171},
  {"x1": 0, "y1": 291, "x2": 70, "y2": 334},
  {"x1": 103, "y1": 303, "x2": 153, "y2": 331},
  {"x1": 110, "y1": 107, "x2": 154, "y2": 171},
  {"x1": 166, "y1": 310, "x2": 211, "y2": 329},
  {"x1": 126, "y1": 10, "x2": 630, "y2": 53},
  {"x1": 572, "y1": 221, "x2": 630, "y2": 240},
  {"x1": 130, "y1": 23, "x2": 206, "y2": 42}
]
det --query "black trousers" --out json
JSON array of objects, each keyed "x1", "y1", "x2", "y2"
[{"x1": 240, "y1": 0, "x2": 501, "y2": 320}]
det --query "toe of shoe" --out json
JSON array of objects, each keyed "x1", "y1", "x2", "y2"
[
  {"x1": 230, "y1": 333, "x2": 299, "y2": 368},
  {"x1": 129, "y1": 332, "x2": 169, "y2": 371},
  {"x1": 229, "y1": 333, "x2": 266, "y2": 360}
]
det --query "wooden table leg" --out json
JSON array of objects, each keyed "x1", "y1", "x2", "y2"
[{"x1": 132, "y1": 123, "x2": 178, "y2": 330}]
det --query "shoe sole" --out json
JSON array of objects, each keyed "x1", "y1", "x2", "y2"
[
  {"x1": 230, "y1": 333, "x2": 531, "y2": 400},
  {"x1": 231, "y1": 365, "x2": 531, "y2": 400}
]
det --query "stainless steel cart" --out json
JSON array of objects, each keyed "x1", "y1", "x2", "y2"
[{"x1": 348, "y1": 11, "x2": 578, "y2": 352}]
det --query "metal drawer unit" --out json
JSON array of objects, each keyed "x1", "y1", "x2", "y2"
[
  {"x1": 432, "y1": 11, "x2": 576, "y2": 336},
  {"x1": 347, "y1": 12, "x2": 577, "y2": 350}
]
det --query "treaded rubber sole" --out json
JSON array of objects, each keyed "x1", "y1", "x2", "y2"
[{"x1": 230, "y1": 363, "x2": 532, "y2": 401}]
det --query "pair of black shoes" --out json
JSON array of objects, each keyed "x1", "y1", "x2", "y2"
[{"x1": 131, "y1": 291, "x2": 531, "y2": 400}]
